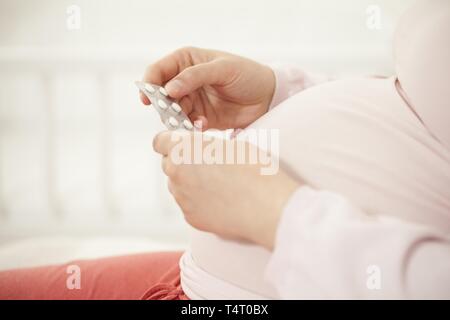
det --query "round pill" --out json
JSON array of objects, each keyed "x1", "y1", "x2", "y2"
[
  {"x1": 171, "y1": 102, "x2": 181, "y2": 113},
  {"x1": 168, "y1": 117, "x2": 179, "y2": 127},
  {"x1": 157, "y1": 99, "x2": 168, "y2": 110},
  {"x1": 159, "y1": 87, "x2": 168, "y2": 96},
  {"x1": 144, "y1": 83, "x2": 155, "y2": 93},
  {"x1": 183, "y1": 119, "x2": 193, "y2": 130}
]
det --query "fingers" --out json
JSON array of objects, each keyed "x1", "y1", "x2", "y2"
[
  {"x1": 140, "y1": 51, "x2": 183, "y2": 105},
  {"x1": 140, "y1": 91, "x2": 150, "y2": 105},
  {"x1": 140, "y1": 48, "x2": 199, "y2": 105},
  {"x1": 192, "y1": 115, "x2": 208, "y2": 131},
  {"x1": 153, "y1": 130, "x2": 190, "y2": 156},
  {"x1": 140, "y1": 56, "x2": 179, "y2": 105},
  {"x1": 175, "y1": 97, "x2": 208, "y2": 130},
  {"x1": 178, "y1": 95, "x2": 194, "y2": 117},
  {"x1": 153, "y1": 131, "x2": 174, "y2": 156},
  {"x1": 143, "y1": 50, "x2": 184, "y2": 84},
  {"x1": 164, "y1": 60, "x2": 230, "y2": 99}
]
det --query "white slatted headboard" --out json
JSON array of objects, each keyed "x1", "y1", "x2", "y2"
[{"x1": 0, "y1": 48, "x2": 189, "y2": 243}]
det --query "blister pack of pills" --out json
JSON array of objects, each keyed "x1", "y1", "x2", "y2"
[{"x1": 135, "y1": 81, "x2": 194, "y2": 131}]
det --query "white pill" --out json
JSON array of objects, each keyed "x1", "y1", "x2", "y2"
[
  {"x1": 144, "y1": 83, "x2": 155, "y2": 93},
  {"x1": 159, "y1": 87, "x2": 168, "y2": 96},
  {"x1": 168, "y1": 117, "x2": 179, "y2": 127},
  {"x1": 171, "y1": 102, "x2": 181, "y2": 113},
  {"x1": 183, "y1": 119, "x2": 193, "y2": 130},
  {"x1": 157, "y1": 99, "x2": 168, "y2": 110}
]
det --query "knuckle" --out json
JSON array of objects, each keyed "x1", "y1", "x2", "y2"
[
  {"x1": 179, "y1": 46, "x2": 197, "y2": 54},
  {"x1": 219, "y1": 58, "x2": 238, "y2": 78},
  {"x1": 173, "y1": 47, "x2": 190, "y2": 60},
  {"x1": 173, "y1": 46, "x2": 198, "y2": 66}
]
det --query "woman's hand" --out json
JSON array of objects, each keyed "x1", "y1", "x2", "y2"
[
  {"x1": 141, "y1": 47, "x2": 275, "y2": 130},
  {"x1": 152, "y1": 130, "x2": 299, "y2": 250}
]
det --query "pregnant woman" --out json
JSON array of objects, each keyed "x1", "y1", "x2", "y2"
[{"x1": 0, "y1": 0, "x2": 449, "y2": 299}]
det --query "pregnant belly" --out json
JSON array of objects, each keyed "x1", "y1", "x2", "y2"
[
  {"x1": 187, "y1": 77, "x2": 450, "y2": 298},
  {"x1": 189, "y1": 230, "x2": 277, "y2": 298}
]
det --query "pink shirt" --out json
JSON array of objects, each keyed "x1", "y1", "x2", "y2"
[
  {"x1": 180, "y1": 0, "x2": 450, "y2": 299},
  {"x1": 180, "y1": 64, "x2": 450, "y2": 299}
]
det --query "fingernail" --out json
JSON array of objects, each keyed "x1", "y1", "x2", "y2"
[
  {"x1": 194, "y1": 119, "x2": 203, "y2": 131},
  {"x1": 165, "y1": 79, "x2": 183, "y2": 95}
]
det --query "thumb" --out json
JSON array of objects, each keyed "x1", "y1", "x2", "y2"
[{"x1": 164, "y1": 60, "x2": 230, "y2": 98}]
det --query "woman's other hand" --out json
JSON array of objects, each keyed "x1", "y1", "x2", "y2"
[{"x1": 152, "y1": 130, "x2": 299, "y2": 250}]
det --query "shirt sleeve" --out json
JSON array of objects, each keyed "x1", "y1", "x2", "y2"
[
  {"x1": 264, "y1": 186, "x2": 450, "y2": 299},
  {"x1": 268, "y1": 64, "x2": 335, "y2": 110}
]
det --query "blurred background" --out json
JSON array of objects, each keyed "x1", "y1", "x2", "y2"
[{"x1": 0, "y1": 0, "x2": 415, "y2": 269}]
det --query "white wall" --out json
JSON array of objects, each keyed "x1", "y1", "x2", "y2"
[{"x1": 0, "y1": 0, "x2": 417, "y2": 243}]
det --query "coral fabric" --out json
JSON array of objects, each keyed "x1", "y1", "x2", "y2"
[{"x1": 0, "y1": 251, "x2": 188, "y2": 300}]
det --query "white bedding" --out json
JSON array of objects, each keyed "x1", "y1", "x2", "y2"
[{"x1": 0, "y1": 236, "x2": 187, "y2": 271}]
